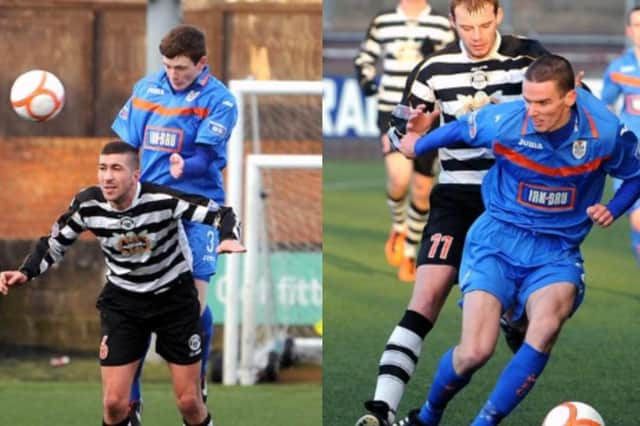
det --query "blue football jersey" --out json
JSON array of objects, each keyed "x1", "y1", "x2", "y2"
[
  {"x1": 602, "y1": 48, "x2": 640, "y2": 136},
  {"x1": 460, "y1": 88, "x2": 640, "y2": 246},
  {"x1": 112, "y1": 66, "x2": 237, "y2": 204}
]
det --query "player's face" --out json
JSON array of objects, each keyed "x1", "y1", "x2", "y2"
[
  {"x1": 626, "y1": 11, "x2": 640, "y2": 49},
  {"x1": 450, "y1": 3, "x2": 502, "y2": 59},
  {"x1": 162, "y1": 55, "x2": 207, "y2": 91},
  {"x1": 98, "y1": 154, "x2": 140, "y2": 209},
  {"x1": 523, "y1": 80, "x2": 576, "y2": 133}
]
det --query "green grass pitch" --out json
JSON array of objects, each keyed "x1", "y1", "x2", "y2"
[
  {"x1": 324, "y1": 159, "x2": 639, "y2": 425},
  {"x1": 0, "y1": 380, "x2": 320, "y2": 425}
]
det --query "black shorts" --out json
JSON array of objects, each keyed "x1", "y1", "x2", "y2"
[
  {"x1": 96, "y1": 273, "x2": 202, "y2": 366},
  {"x1": 417, "y1": 184, "x2": 485, "y2": 270},
  {"x1": 378, "y1": 110, "x2": 438, "y2": 177}
]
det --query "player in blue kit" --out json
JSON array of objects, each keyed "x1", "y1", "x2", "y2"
[
  {"x1": 393, "y1": 54, "x2": 640, "y2": 425},
  {"x1": 601, "y1": 5, "x2": 640, "y2": 266},
  {"x1": 112, "y1": 25, "x2": 237, "y2": 423}
]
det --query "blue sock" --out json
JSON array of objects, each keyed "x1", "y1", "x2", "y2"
[
  {"x1": 471, "y1": 342, "x2": 549, "y2": 426},
  {"x1": 200, "y1": 305, "x2": 214, "y2": 381},
  {"x1": 130, "y1": 336, "x2": 152, "y2": 402},
  {"x1": 418, "y1": 347, "x2": 472, "y2": 425}
]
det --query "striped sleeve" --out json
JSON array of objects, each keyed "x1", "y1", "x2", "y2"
[
  {"x1": 175, "y1": 198, "x2": 241, "y2": 241},
  {"x1": 354, "y1": 13, "x2": 382, "y2": 86},
  {"x1": 19, "y1": 196, "x2": 87, "y2": 280}
]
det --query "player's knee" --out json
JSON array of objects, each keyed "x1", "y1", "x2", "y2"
[
  {"x1": 456, "y1": 343, "x2": 494, "y2": 372},
  {"x1": 526, "y1": 316, "x2": 564, "y2": 349},
  {"x1": 103, "y1": 394, "x2": 129, "y2": 420},
  {"x1": 175, "y1": 391, "x2": 203, "y2": 417}
]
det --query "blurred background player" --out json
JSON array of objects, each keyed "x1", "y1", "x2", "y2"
[
  {"x1": 394, "y1": 53, "x2": 640, "y2": 426},
  {"x1": 354, "y1": 0, "x2": 454, "y2": 282},
  {"x1": 112, "y1": 24, "x2": 238, "y2": 423},
  {"x1": 356, "y1": 1, "x2": 550, "y2": 424},
  {"x1": 601, "y1": 5, "x2": 640, "y2": 266}
]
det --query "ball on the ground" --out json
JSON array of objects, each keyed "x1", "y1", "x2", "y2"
[
  {"x1": 542, "y1": 401, "x2": 604, "y2": 426},
  {"x1": 10, "y1": 70, "x2": 65, "y2": 121}
]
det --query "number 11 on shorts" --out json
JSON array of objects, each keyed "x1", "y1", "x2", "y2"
[{"x1": 428, "y1": 233, "x2": 453, "y2": 259}]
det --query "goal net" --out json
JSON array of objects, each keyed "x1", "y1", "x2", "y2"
[{"x1": 221, "y1": 80, "x2": 322, "y2": 385}]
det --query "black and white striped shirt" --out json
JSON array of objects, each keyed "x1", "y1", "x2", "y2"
[
  {"x1": 406, "y1": 33, "x2": 549, "y2": 184},
  {"x1": 19, "y1": 182, "x2": 239, "y2": 293},
  {"x1": 354, "y1": 5, "x2": 454, "y2": 112}
]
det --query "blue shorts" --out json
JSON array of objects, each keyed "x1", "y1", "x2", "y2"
[
  {"x1": 459, "y1": 213, "x2": 585, "y2": 321},
  {"x1": 182, "y1": 220, "x2": 219, "y2": 282}
]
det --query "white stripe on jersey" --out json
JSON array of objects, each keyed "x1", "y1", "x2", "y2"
[{"x1": 24, "y1": 183, "x2": 224, "y2": 293}]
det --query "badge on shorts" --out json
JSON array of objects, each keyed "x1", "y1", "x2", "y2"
[
  {"x1": 99, "y1": 335, "x2": 109, "y2": 360},
  {"x1": 571, "y1": 139, "x2": 587, "y2": 159},
  {"x1": 189, "y1": 334, "x2": 202, "y2": 352}
]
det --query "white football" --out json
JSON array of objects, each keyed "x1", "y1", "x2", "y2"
[
  {"x1": 542, "y1": 401, "x2": 604, "y2": 426},
  {"x1": 10, "y1": 70, "x2": 65, "y2": 121}
]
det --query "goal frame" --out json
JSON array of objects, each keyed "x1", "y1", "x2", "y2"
[{"x1": 223, "y1": 79, "x2": 323, "y2": 385}]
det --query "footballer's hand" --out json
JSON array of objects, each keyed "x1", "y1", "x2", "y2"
[
  {"x1": 407, "y1": 105, "x2": 440, "y2": 134},
  {"x1": 216, "y1": 239, "x2": 247, "y2": 254},
  {"x1": 169, "y1": 153, "x2": 185, "y2": 179},
  {"x1": 399, "y1": 131, "x2": 422, "y2": 158},
  {"x1": 360, "y1": 80, "x2": 378, "y2": 97},
  {"x1": 586, "y1": 204, "x2": 613, "y2": 228},
  {"x1": 0, "y1": 271, "x2": 28, "y2": 295}
]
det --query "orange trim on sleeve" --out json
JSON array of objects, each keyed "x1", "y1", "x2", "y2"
[
  {"x1": 610, "y1": 71, "x2": 640, "y2": 88},
  {"x1": 493, "y1": 142, "x2": 609, "y2": 177},
  {"x1": 132, "y1": 97, "x2": 209, "y2": 119}
]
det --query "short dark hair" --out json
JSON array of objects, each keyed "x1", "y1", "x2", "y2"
[
  {"x1": 101, "y1": 141, "x2": 139, "y2": 169},
  {"x1": 524, "y1": 54, "x2": 575, "y2": 95},
  {"x1": 628, "y1": 6, "x2": 640, "y2": 25},
  {"x1": 450, "y1": 0, "x2": 499, "y2": 18},
  {"x1": 159, "y1": 25, "x2": 206, "y2": 64}
]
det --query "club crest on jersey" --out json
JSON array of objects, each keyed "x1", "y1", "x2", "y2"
[
  {"x1": 144, "y1": 126, "x2": 184, "y2": 152},
  {"x1": 186, "y1": 90, "x2": 200, "y2": 102},
  {"x1": 470, "y1": 67, "x2": 489, "y2": 90},
  {"x1": 208, "y1": 120, "x2": 227, "y2": 137},
  {"x1": 115, "y1": 231, "x2": 152, "y2": 256},
  {"x1": 571, "y1": 139, "x2": 587, "y2": 159},
  {"x1": 119, "y1": 216, "x2": 135, "y2": 231}
]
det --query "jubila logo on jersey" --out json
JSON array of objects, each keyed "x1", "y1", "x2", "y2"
[
  {"x1": 571, "y1": 139, "x2": 587, "y2": 159},
  {"x1": 518, "y1": 182, "x2": 576, "y2": 211},
  {"x1": 115, "y1": 231, "x2": 152, "y2": 256},
  {"x1": 143, "y1": 126, "x2": 184, "y2": 152}
]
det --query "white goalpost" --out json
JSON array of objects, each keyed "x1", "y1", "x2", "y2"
[
  {"x1": 239, "y1": 154, "x2": 322, "y2": 384},
  {"x1": 223, "y1": 79, "x2": 323, "y2": 385}
]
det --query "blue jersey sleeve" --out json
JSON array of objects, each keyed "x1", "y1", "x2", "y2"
[
  {"x1": 460, "y1": 105, "x2": 500, "y2": 148},
  {"x1": 601, "y1": 63, "x2": 621, "y2": 107},
  {"x1": 111, "y1": 82, "x2": 143, "y2": 148},
  {"x1": 195, "y1": 95, "x2": 237, "y2": 169},
  {"x1": 603, "y1": 125, "x2": 640, "y2": 180}
]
